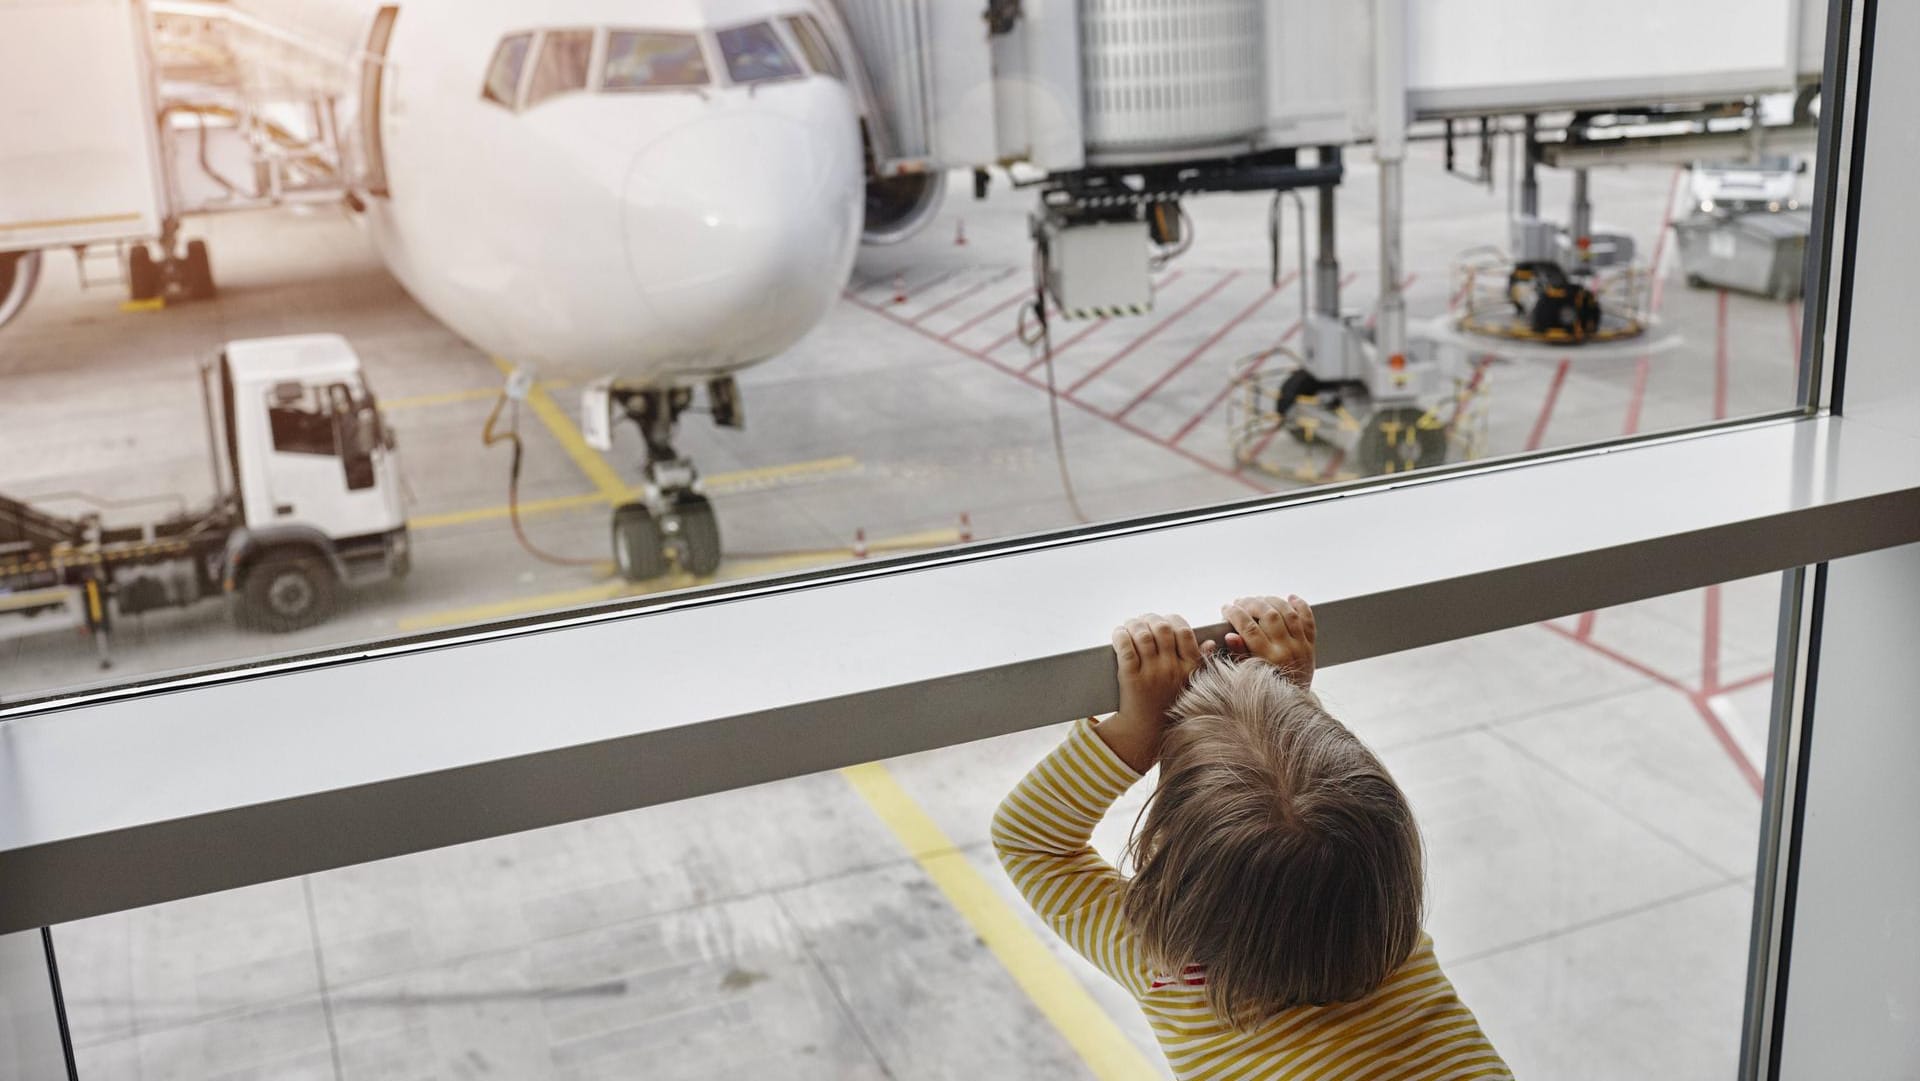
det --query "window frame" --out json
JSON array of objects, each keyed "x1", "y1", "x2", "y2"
[{"x1": 6, "y1": 5, "x2": 1919, "y2": 1077}]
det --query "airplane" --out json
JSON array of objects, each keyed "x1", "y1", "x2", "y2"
[{"x1": 4, "y1": 0, "x2": 939, "y2": 581}]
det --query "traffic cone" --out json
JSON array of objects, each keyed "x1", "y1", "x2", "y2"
[
  {"x1": 891, "y1": 274, "x2": 907, "y2": 304},
  {"x1": 958, "y1": 511, "x2": 973, "y2": 542},
  {"x1": 853, "y1": 527, "x2": 869, "y2": 559},
  {"x1": 954, "y1": 218, "x2": 968, "y2": 246}
]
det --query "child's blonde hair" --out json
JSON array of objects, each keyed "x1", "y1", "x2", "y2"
[{"x1": 1123, "y1": 656, "x2": 1424, "y2": 1029}]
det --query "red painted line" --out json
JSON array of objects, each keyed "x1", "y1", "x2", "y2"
[
  {"x1": 1116, "y1": 272, "x2": 1296, "y2": 420},
  {"x1": 1166, "y1": 271, "x2": 1358, "y2": 446},
  {"x1": 1541, "y1": 621, "x2": 1693, "y2": 696},
  {"x1": 844, "y1": 291, "x2": 1270, "y2": 494},
  {"x1": 1690, "y1": 697, "x2": 1764, "y2": 794},
  {"x1": 1001, "y1": 315, "x2": 1103, "y2": 363},
  {"x1": 1714, "y1": 289, "x2": 1731, "y2": 420},
  {"x1": 1010, "y1": 270, "x2": 1192, "y2": 368},
  {"x1": 911, "y1": 267, "x2": 1018, "y2": 326},
  {"x1": 1620, "y1": 356, "x2": 1652, "y2": 436},
  {"x1": 1066, "y1": 271, "x2": 1238, "y2": 394},
  {"x1": 1645, "y1": 167, "x2": 1684, "y2": 311},
  {"x1": 945, "y1": 286, "x2": 1040, "y2": 340},
  {"x1": 1525, "y1": 358, "x2": 1572, "y2": 451},
  {"x1": 1574, "y1": 611, "x2": 1597, "y2": 639},
  {"x1": 1719, "y1": 670, "x2": 1776, "y2": 695},
  {"x1": 1702, "y1": 584, "x2": 1723, "y2": 694}
]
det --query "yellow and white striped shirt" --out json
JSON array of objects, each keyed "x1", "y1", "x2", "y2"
[{"x1": 992, "y1": 719, "x2": 1511, "y2": 1081}]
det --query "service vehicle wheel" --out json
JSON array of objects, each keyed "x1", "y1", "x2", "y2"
[
  {"x1": 183, "y1": 240, "x2": 216, "y2": 300},
  {"x1": 1355, "y1": 406, "x2": 1447, "y2": 476},
  {"x1": 671, "y1": 494, "x2": 722, "y2": 577},
  {"x1": 613, "y1": 502, "x2": 666, "y2": 582},
  {"x1": 241, "y1": 554, "x2": 338, "y2": 632},
  {"x1": 128, "y1": 246, "x2": 161, "y2": 301}
]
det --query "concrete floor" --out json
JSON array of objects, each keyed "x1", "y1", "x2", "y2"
[{"x1": 3, "y1": 140, "x2": 1800, "y2": 1077}]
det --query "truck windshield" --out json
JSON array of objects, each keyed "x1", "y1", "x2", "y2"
[
  {"x1": 603, "y1": 31, "x2": 710, "y2": 89},
  {"x1": 714, "y1": 22, "x2": 801, "y2": 84}
]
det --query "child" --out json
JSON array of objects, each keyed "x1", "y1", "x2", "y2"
[{"x1": 992, "y1": 595, "x2": 1510, "y2": 1080}]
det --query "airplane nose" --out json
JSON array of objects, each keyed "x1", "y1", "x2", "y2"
[{"x1": 623, "y1": 111, "x2": 860, "y2": 363}]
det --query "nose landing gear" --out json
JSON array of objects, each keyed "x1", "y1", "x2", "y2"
[{"x1": 608, "y1": 382, "x2": 736, "y2": 582}]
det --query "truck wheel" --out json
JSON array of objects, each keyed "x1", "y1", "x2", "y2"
[
  {"x1": 612, "y1": 503, "x2": 666, "y2": 582},
  {"x1": 183, "y1": 240, "x2": 216, "y2": 301},
  {"x1": 241, "y1": 554, "x2": 337, "y2": 632},
  {"x1": 128, "y1": 245, "x2": 161, "y2": 301},
  {"x1": 672, "y1": 493, "x2": 722, "y2": 577}
]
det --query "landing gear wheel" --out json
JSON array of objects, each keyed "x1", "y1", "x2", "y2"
[
  {"x1": 240, "y1": 554, "x2": 337, "y2": 632},
  {"x1": 613, "y1": 502, "x2": 667, "y2": 582},
  {"x1": 1355, "y1": 406, "x2": 1447, "y2": 476},
  {"x1": 128, "y1": 245, "x2": 161, "y2": 301},
  {"x1": 670, "y1": 493, "x2": 722, "y2": 577},
  {"x1": 183, "y1": 239, "x2": 216, "y2": 300}
]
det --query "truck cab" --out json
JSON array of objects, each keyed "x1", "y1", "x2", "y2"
[{"x1": 216, "y1": 334, "x2": 409, "y2": 630}]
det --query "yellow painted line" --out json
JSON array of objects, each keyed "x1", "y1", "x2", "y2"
[
  {"x1": 408, "y1": 491, "x2": 606, "y2": 531},
  {"x1": 119, "y1": 297, "x2": 166, "y2": 313},
  {"x1": 406, "y1": 455, "x2": 862, "y2": 532},
  {"x1": 380, "y1": 380, "x2": 571, "y2": 412},
  {"x1": 0, "y1": 588, "x2": 75, "y2": 614},
  {"x1": 394, "y1": 526, "x2": 962, "y2": 631},
  {"x1": 491, "y1": 358, "x2": 627, "y2": 499},
  {"x1": 0, "y1": 211, "x2": 142, "y2": 233},
  {"x1": 839, "y1": 763, "x2": 1164, "y2": 1081}
]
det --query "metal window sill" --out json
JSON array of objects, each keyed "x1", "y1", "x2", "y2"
[{"x1": 4, "y1": 413, "x2": 1919, "y2": 933}]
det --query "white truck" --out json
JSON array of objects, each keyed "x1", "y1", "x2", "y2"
[{"x1": 0, "y1": 335, "x2": 409, "y2": 665}]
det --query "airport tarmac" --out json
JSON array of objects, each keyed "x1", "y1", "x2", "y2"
[{"x1": 5, "y1": 141, "x2": 1797, "y2": 1077}]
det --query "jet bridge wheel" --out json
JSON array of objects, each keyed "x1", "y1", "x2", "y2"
[
  {"x1": 613, "y1": 502, "x2": 667, "y2": 582},
  {"x1": 1355, "y1": 406, "x2": 1448, "y2": 476},
  {"x1": 239, "y1": 552, "x2": 338, "y2": 632}
]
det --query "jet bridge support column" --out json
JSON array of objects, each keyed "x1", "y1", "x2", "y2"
[
  {"x1": 1372, "y1": 0, "x2": 1408, "y2": 367},
  {"x1": 1314, "y1": 146, "x2": 1342, "y2": 318}
]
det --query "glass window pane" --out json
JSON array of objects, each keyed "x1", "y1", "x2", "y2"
[
  {"x1": 525, "y1": 29, "x2": 593, "y2": 108},
  {"x1": 715, "y1": 22, "x2": 801, "y2": 84},
  {"x1": 784, "y1": 14, "x2": 843, "y2": 81},
  {"x1": 480, "y1": 32, "x2": 531, "y2": 107},
  {"x1": 0, "y1": 6, "x2": 1837, "y2": 707},
  {"x1": 602, "y1": 30, "x2": 709, "y2": 89},
  {"x1": 46, "y1": 579, "x2": 1780, "y2": 1078},
  {"x1": 266, "y1": 384, "x2": 337, "y2": 456}
]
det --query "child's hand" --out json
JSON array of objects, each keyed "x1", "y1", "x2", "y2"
[
  {"x1": 1100, "y1": 613, "x2": 1204, "y2": 772},
  {"x1": 1222, "y1": 595, "x2": 1316, "y2": 686}
]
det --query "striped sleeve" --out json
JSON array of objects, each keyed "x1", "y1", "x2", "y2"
[{"x1": 991, "y1": 718, "x2": 1155, "y2": 996}]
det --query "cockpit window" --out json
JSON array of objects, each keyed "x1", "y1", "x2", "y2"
[
  {"x1": 482, "y1": 32, "x2": 533, "y2": 108},
  {"x1": 715, "y1": 22, "x2": 802, "y2": 84},
  {"x1": 526, "y1": 29, "x2": 594, "y2": 107},
  {"x1": 783, "y1": 15, "x2": 844, "y2": 81},
  {"x1": 603, "y1": 31, "x2": 710, "y2": 89}
]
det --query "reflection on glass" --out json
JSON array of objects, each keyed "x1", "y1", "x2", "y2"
[
  {"x1": 715, "y1": 22, "x2": 801, "y2": 84},
  {"x1": 524, "y1": 29, "x2": 593, "y2": 108},
  {"x1": 0, "y1": 4, "x2": 1828, "y2": 702},
  {"x1": 480, "y1": 32, "x2": 531, "y2": 108},
  {"x1": 602, "y1": 30, "x2": 709, "y2": 89}
]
